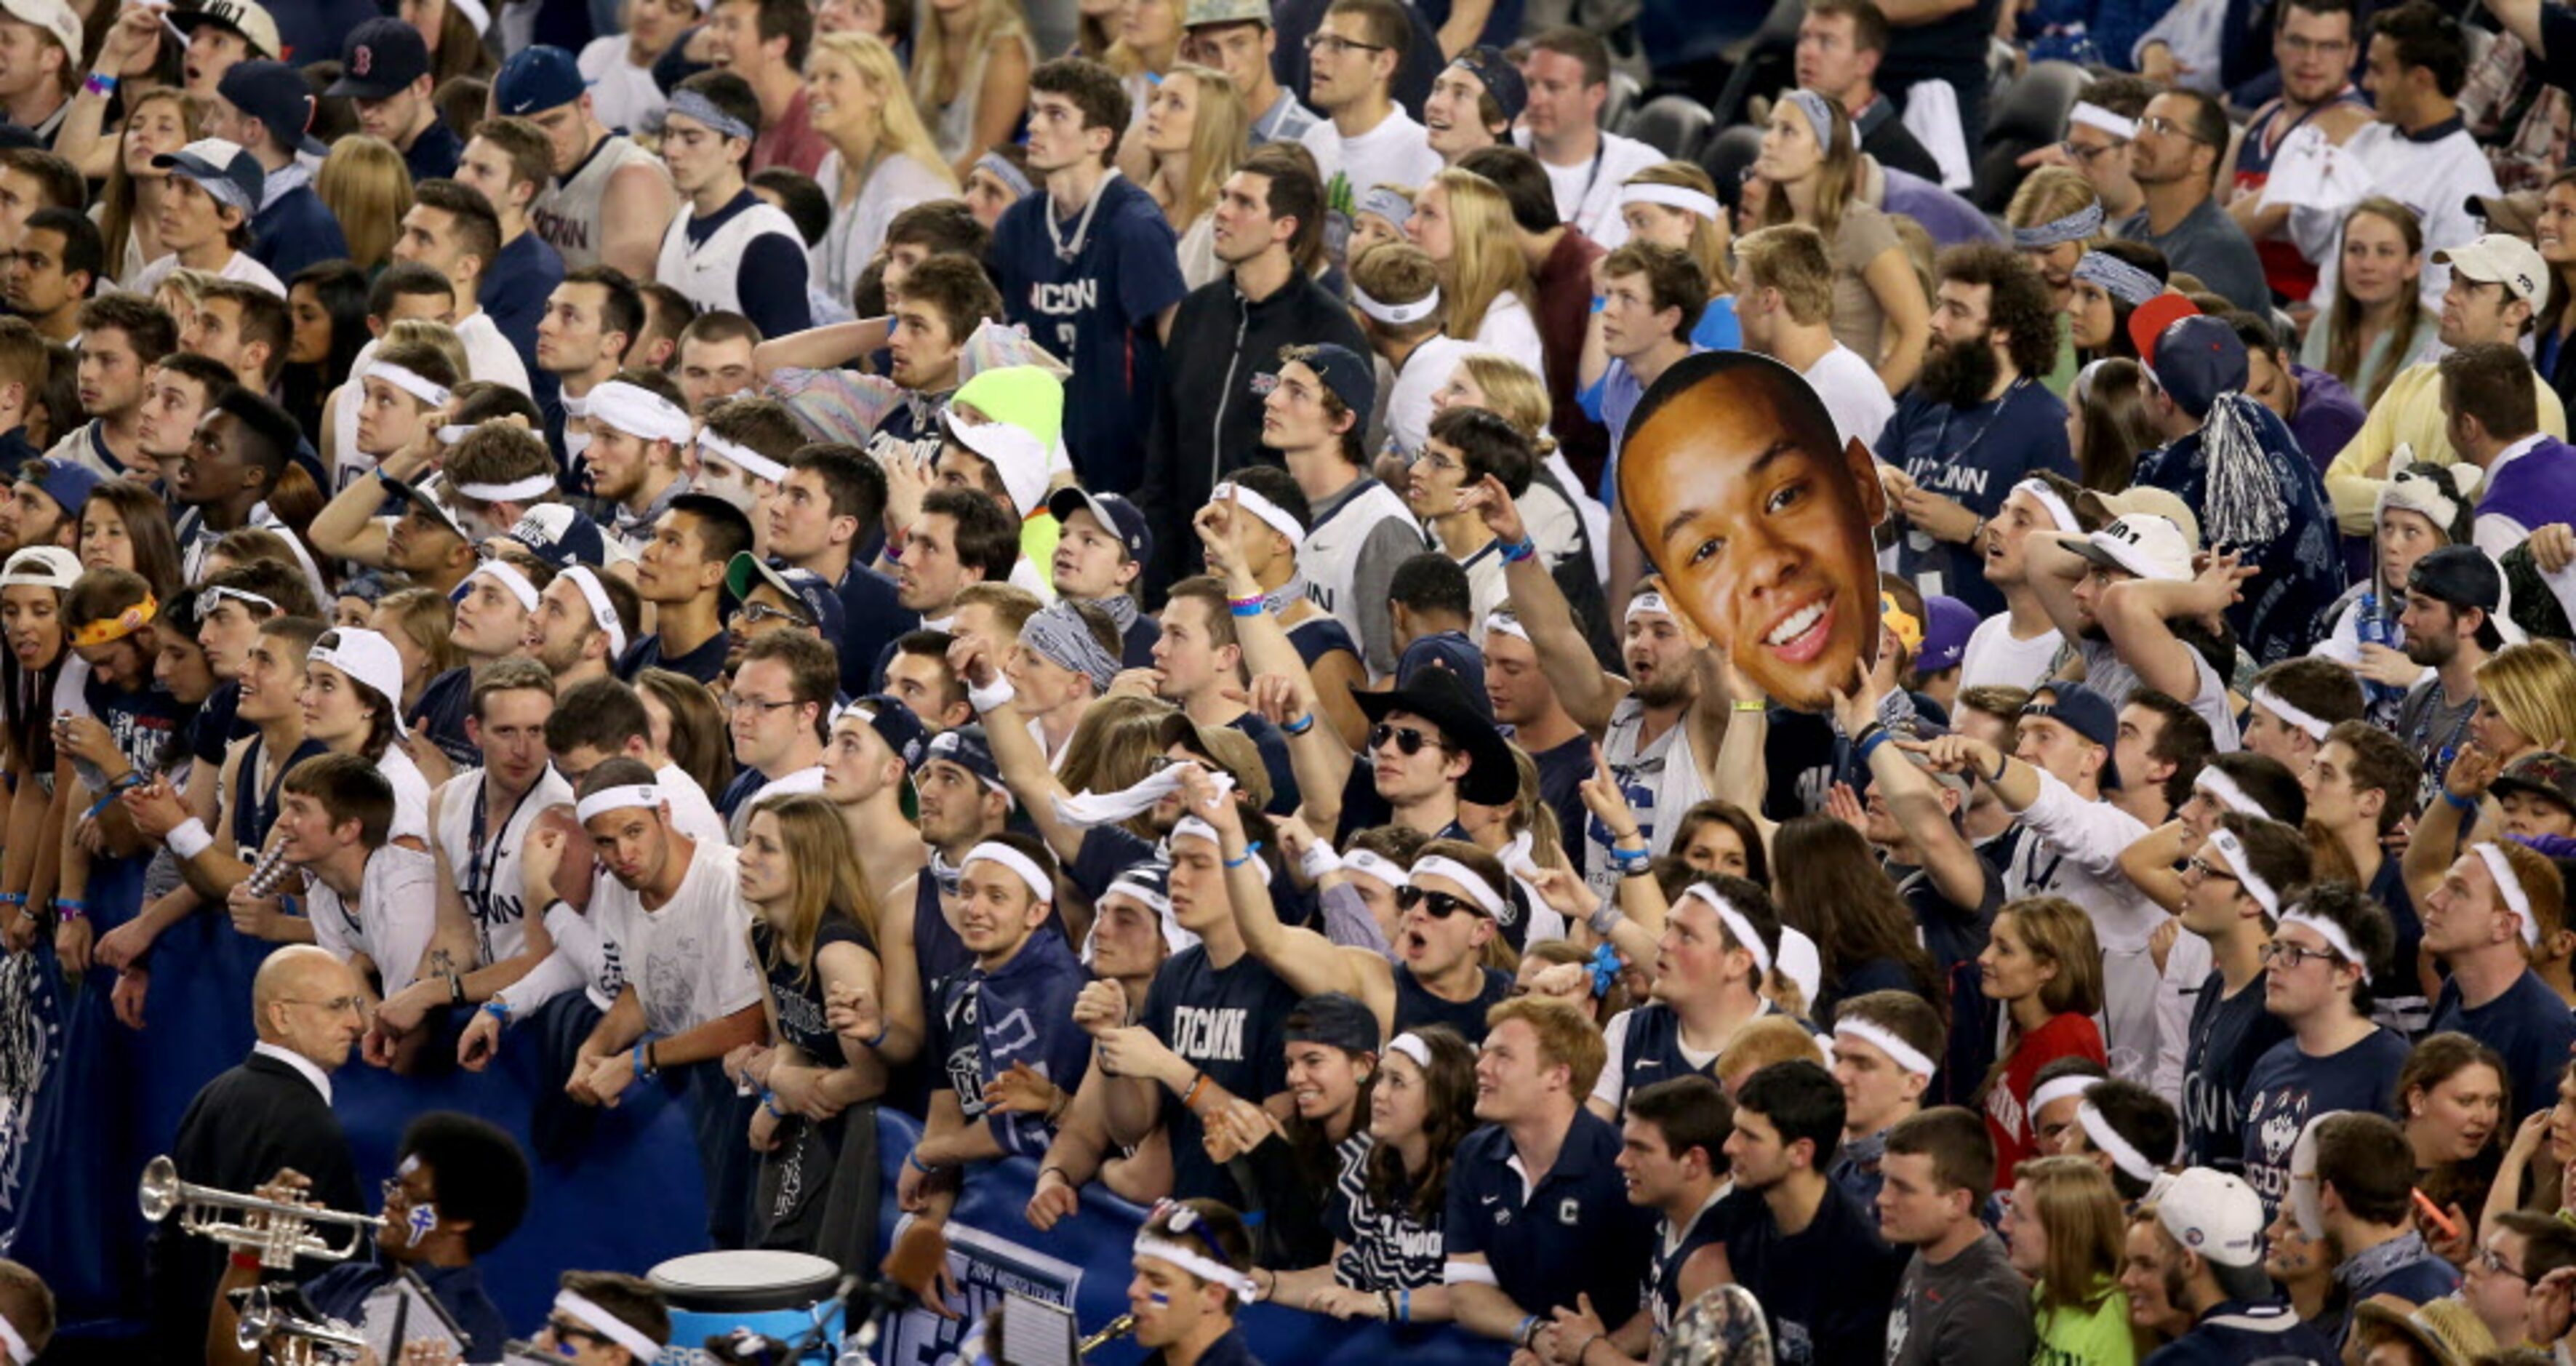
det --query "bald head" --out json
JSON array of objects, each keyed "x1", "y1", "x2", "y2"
[
  {"x1": 0, "y1": 1260, "x2": 53, "y2": 1361},
  {"x1": 252, "y1": 946, "x2": 362, "y2": 1066}
]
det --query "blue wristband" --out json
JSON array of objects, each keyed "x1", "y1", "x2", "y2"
[
  {"x1": 1224, "y1": 841, "x2": 1264, "y2": 869},
  {"x1": 1855, "y1": 728, "x2": 1896, "y2": 765},
  {"x1": 908, "y1": 1149, "x2": 936, "y2": 1174},
  {"x1": 1499, "y1": 536, "x2": 1537, "y2": 564},
  {"x1": 481, "y1": 999, "x2": 510, "y2": 1023},
  {"x1": 2442, "y1": 786, "x2": 2481, "y2": 815},
  {"x1": 1281, "y1": 713, "x2": 1316, "y2": 736},
  {"x1": 1229, "y1": 600, "x2": 1265, "y2": 618},
  {"x1": 632, "y1": 1042, "x2": 648, "y2": 1081},
  {"x1": 760, "y1": 1088, "x2": 785, "y2": 1119}
]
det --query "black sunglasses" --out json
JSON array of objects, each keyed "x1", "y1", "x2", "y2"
[
  {"x1": 1397, "y1": 886, "x2": 1484, "y2": 919},
  {"x1": 1370, "y1": 723, "x2": 1447, "y2": 756}
]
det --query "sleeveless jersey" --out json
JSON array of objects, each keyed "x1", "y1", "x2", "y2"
[
  {"x1": 1606, "y1": 1001, "x2": 1720, "y2": 1111},
  {"x1": 1302, "y1": 477, "x2": 1413, "y2": 660},
  {"x1": 231, "y1": 733, "x2": 329, "y2": 858},
  {"x1": 2232, "y1": 89, "x2": 2367, "y2": 304},
  {"x1": 655, "y1": 199, "x2": 804, "y2": 317},
  {"x1": 1649, "y1": 1197, "x2": 1729, "y2": 1340},
  {"x1": 533, "y1": 135, "x2": 668, "y2": 273},
  {"x1": 1393, "y1": 963, "x2": 1511, "y2": 1044},
  {"x1": 1586, "y1": 698, "x2": 1711, "y2": 901},
  {"x1": 433, "y1": 767, "x2": 574, "y2": 965}
]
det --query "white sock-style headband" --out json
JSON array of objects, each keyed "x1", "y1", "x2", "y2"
[
  {"x1": 2205, "y1": 826, "x2": 2279, "y2": 918},
  {"x1": 1343, "y1": 849, "x2": 1406, "y2": 886},
  {"x1": 455, "y1": 473, "x2": 557, "y2": 504},
  {"x1": 559, "y1": 564, "x2": 628, "y2": 659},
  {"x1": 1352, "y1": 284, "x2": 1442, "y2": 326},
  {"x1": 1133, "y1": 1234, "x2": 1259, "y2": 1298},
  {"x1": 2474, "y1": 843, "x2": 2540, "y2": 946},
  {"x1": 465, "y1": 558, "x2": 541, "y2": 612},
  {"x1": 555, "y1": 1290, "x2": 663, "y2": 1359},
  {"x1": 1210, "y1": 482, "x2": 1304, "y2": 546},
  {"x1": 2068, "y1": 100, "x2": 2137, "y2": 139},
  {"x1": 963, "y1": 840, "x2": 1055, "y2": 903},
  {"x1": 2276, "y1": 910, "x2": 2371, "y2": 982},
  {"x1": 575, "y1": 784, "x2": 662, "y2": 822},
  {"x1": 1408, "y1": 855, "x2": 1507, "y2": 919},
  {"x1": 1680, "y1": 883, "x2": 1770, "y2": 979},
  {"x1": 700, "y1": 431, "x2": 785, "y2": 483},
  {"x1": 2010, "y1": 478, "x2": 2078, "y2": 537},
  {"x1": 1618, "y1": 183, "x2": 1720, "y2": 221},
  {"x1": 2193, "y1": 767, "x2": 2264, "y2": 818},
  {"x1": 366, "y1": 360, "x2": 451, "y2": 408},
  {"x1": 1385, "y1": 1031, "x2": 1432, "y2": 1070},
  {"x1": 1832, "y1": 1018, "x2": 1936, "y2": 1078},
  {"x1": 2029, "y1": 1074, "x2": 2096, "y2": 1117},
  {"x1": 2076, "y1": 1100, "x2": 2161, "y2": 1183},
  {"x1": 2252, "y1": 685, "x2": 2330, "y2": 742}
]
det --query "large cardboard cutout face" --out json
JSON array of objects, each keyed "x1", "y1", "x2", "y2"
[{"x1": 1617, "y1": 351, "x2": 1885, "y2": 712}]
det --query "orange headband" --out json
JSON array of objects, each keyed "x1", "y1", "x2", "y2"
[{"x1": 69, "y1": 594, "x2": 156, "y2": 649}]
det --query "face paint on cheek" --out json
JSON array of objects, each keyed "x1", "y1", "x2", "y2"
[
  {"x1": 1149, "y1": 1292, "x2": 1172, "y2": 1307},
  {"x1": 407, "y1": 1203, "x2": 438, "y2": 1247}
]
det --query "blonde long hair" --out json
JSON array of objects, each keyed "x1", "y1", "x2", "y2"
[
  {"x1": 1148, "y1": 65, "x2": 1248, "y2": 230},
  {"x1": 100, "y1": 87, "x2": 201, "y2": 284},
  {"x1": 1454, "y1": 352, "x2": 1559, "y2": 460},
  {"x1": 810, "y1": 31, "x2": 958, "y2": 190},
  {"x1": 316, "y1": 137, "x2": 415, "y2": 270},
  {"x1": 912, "y1": 0, "x2": 1028, "y2": 110},
  {"x1": 1623, "y1": 161, "x2": 1734, "y2": 293},
  {"x1": 2479, "y1": 642, "x2": 2576, "y2": 757},
  {"x1": 751, "y1": 791, "x2": 881, "y2": 983},
  {"x1": 1429, "y1": 169, "x2": 1531, "y2": 341},
  {"x1": 2015, "y1": 1157, "x2": 2128, "y2": 1315},
  {"x1": 1757, "y1": 90, "x2": 1862, "y2": 242}
]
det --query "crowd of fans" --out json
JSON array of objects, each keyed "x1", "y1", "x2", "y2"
[{"x1": 5, "y1": 0, "x2": 2576, "y2": 1358}]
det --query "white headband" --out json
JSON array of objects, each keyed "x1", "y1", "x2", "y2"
[
  {"x1": 464, "y1": 558, "x2": 540, "y2": 612},
  {"x1": 583, "y1": 380, "x2": 695, "y2": 444},
  {"x1": 2252, "y1": 685, "x2": 2329, "y2": 743},
  {"x1": 365, "y1": 360, "x2": 452, "y2": 408},
  {"x1": 1408, "y1": 855, "x2": 1508, "y2": 919},
  {"x1": 1833, "y1": 1018, "x2": 1936, "y2": 1078},
  {"x1": 575, "y1": 784, "x2": 662, "y2": 822},
  {"x1": 2193, "y1": 767, "x2": 2264, "y2": 818},
  {"x1": 1385, "y1": 1031, "x2": 1432, "y2": 1070},
  {"x1": 1132, "y1": 1234, "x2": 1260, "y2": 1298},
  {"x1": 2010, "y1": 478, "x2": 2077, "y2": 536},
  {"x1": 559, "y1": 564, "x2": 628, "y2": 658},
  {"x1": 1619, "y1": 183, "x2": 1721, "y2": 221},
  {"x1": 436, "y1": 425, "x2": 476, "y2": 446},
  {"x1": 0, "y1": 1311, "x2": 28, "y2": 1366},
  {"x1": 1679, "y1": 883, "x2": 1769, "y2": 979},
  {"x1": 2277, "y1": 909, "x2": 2372, "y2": 981},
  {"x1": 964, "y1": 840, "x2": 1054, "y2": 903},
  {"x1": 2076, "y1": 1099, "x2": 2161, "y2": 1183},
  {"x1": 1210, "y1": 482, "x2": 1303, "y2": 546},
  {"x1": 204, "y1": 584, "x2": 278, "y2": 615},
  {"x1": 1483, "y1": 610, "x2": 1528, "y2": 644},
  {"x1": 2206, "y1": 827, "x2": 2279, "y2": 917},
  {"x1": 1626, "y1": 590, "x2": 1673, "y2": 624},
  {"x1": 555, "y1": 1290, "x2": 662, "y2": 1359},
  {"x1": 2474, "y1": 842, "x2": 2540, "y2": 946},
  {"x1": 2029, "y1": 1074, "x2": 2097, "y2": 1116},
  {"x1": 2068, "y1": 101, "x2": 2137, "y2": 140},
  {"x1": 455, "y1": 473, "x2": 556, "y2": 503},
  {"x1": 1343, "y1": 849, "x2": 1406, "y2": 886},
  {"x1": 1051, "y1": 765, "x2": 1235, "y2": 829},
  {"x1": 700, "y1": 431, "x2": 785, "y2": 484},
  {"x1": 1171, "y1": 815, "x2": 1222, "y2": 850},
  {"x1": 1352, "y1": 284, "x2": 1442, "y2": 326}
]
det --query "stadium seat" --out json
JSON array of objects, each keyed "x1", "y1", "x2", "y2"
[
  {"x1": 1973, "y1": 59, "x2": 2090, "y2": 212},
  {"x1": 1605, "y1": 68, "x2": 1643, "y2": 135},
  {"x1": 1628, "y1": 95, "x2": 1716, "y2": 160}
]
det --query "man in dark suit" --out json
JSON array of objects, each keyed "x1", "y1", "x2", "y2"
[{"x1": 145, "y1": 945, "x2": 366, "y2": 1365}]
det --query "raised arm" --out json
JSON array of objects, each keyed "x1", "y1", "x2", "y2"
[
  {"x1": 1188, "y1": 765, "x2": 1392, "y2": 1031},
  {"x1": 2024, "y1": 531, "x2": 2097, "y2": 644},
  {"x1": 751, "y1": 318, "x2": 892, "y2": 380},
  {"x1": 309, "y1": 424, "x2": 440, "y2": 564},
  {"x1": 960, "y1": 636, "x2": 1088, "y2": 862},
  {"x1": 1461, "y1": 474, "x2": 1628, "y2": 733},
  {"x1": 2096, "y1": 553, "x2": 2253, "y2": 703}
]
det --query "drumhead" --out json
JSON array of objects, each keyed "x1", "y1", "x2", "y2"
[{"x1": 649, "y1": 1250, "x2": 843, "y2": 1309}]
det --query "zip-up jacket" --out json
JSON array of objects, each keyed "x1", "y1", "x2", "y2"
[{"x1": 1137, "y1": 269, "x2": 1369, "y2": 596}]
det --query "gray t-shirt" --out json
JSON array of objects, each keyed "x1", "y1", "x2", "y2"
[
  {"x1": 1884, "y1": 1231, "x2": 2036, "y2": 1366},
  {"x1": 2396, "y1": 676, "x2": 2480, "y2": 807},
  {"x1": 2116, "y1": 197, "x2": 2270, "y2": 314}
]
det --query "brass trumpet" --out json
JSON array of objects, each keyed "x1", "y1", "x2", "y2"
[
  {"x1": 236, "y1": 1285, "x2": 369, "y2": 1365},
  {"x1": 138, "y1": 1155, "x2": 385, "y2": 1271},
  {"x1": 1077, "y1": 1314, "x2": 1136, "y2": 1357}
]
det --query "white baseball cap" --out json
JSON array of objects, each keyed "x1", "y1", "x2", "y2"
[
  {"x1": 2072, "y1": 514, "x2": 2193, "y2": 583},
  {"x1": 0, "y1": 546, "x2": 79, "y2": 591},
  {"x1": 307, "y1": 628, "x2": 411, "y2": 738},
  {"x1": 2434, "y1": 233, "x2": 2549, "y2": 306},
  {"x1": 2148, "y1": 1167, "x2": 2266, "y2": 1268}
]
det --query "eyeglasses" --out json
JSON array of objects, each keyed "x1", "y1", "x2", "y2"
[
  {"x1": 1305, "y1": 32, "x2": 1387, "y2": 55},
  {"x1": 2259, "y1": 942, "x2": 2347, "y2": 970},
  {"x1": 2477, "y1": 1245, "x2": 2531, "y2": 1280},
  {"x1": 380, "y1": 1176, "x2": 433, "y2": 1208},
  {"x1": 731, "y1": 602, "x2": 812, "y2": 628},
  {"x1": 281, "y1": 995, "x2": 367, "y2": 1015},
  {"x1": 2060, "y1": 138, "x2": 2124, "y2": 163},
  {"x1": 1396, "y1": 886, "x2": 1484, "y2": 919},
  {"x1": 2184, "y1": 855, "x2": 2239, "y2": 882},
  {"x1": 1369, "y1": 723, "x2": 1448, "y2": 756},
  {"x1": 724, "y1": 695, "x2": 801, "y2": 716},
  {"x1": 2138, "y1": 113, "x2": 2207, "y2": 144}
]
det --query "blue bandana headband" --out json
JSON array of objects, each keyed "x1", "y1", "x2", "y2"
[
  {"x1": 973, "y1": 150, "x2": 1033, "y2": 201},
  {"x1": 1785, "y1": 89, "x2": 1839, "y2": 153},
  {"x1": 2012, "y1": 199, "x2": 2103, "y2": 248},
  {"x1": 2073, "y1": 251, "x2": 2161, "y2": 307},
  {"x1": 1021, "y1": 603, "x2": 1121, "y2": 692},
  {"x1": 1359, "y1": 185, "x2": 1414, "y2": 230},
  {"x1": 667, "y1": 89, "x2": 755, "y2": 143}
]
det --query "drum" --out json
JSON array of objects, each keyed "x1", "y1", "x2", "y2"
[{"x1": 647, "y1": 1250, "x2": 847, "y2": 1365}]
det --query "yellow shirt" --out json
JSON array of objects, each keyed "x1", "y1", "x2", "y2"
[{"x1": 2323, "y1": 360, "x2": 2569, "y2": 535}]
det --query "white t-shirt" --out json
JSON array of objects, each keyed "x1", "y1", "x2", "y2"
[
  {"x1": 1335, "y1": 105, "x2": 1444, "y2": 204},
  {"x1": 455, "y1": 311, "x2": 532, "y2": 396},
  {"x1": 1517, "y1": 128, "x2": 1665, "y2": 249},
  {"x1": 132, "y1": 247, "x2": 285, "y2": 299},
  {"x1": 577, "y1": 35, "x2": 668, "y2": 136},
  {"x1": 590, "y1": 839, "x2": 762, "y2": 1037},
  {"x1": 723, "y1": 764, "x2": 827, "y2": 844},
  {"x1": 655, "y1": 761, "x2": 730, "y2": 846},
  {"x1": 812, "y1": 150, "x2": 954, "y2": 324},
  {"x1": 382, "y1": 743, "x2": 432, "y2": 846},
  {"x1": 2006, "y1": 769, "x2": 2163, "y2": 1085},
  {"x1": 1383, "y1": 335, "x2": 1477, "y2": 460},
  {"x1": 1959, "y1": 614, "x2": 2065, "y2": 692},
  {"x1": 1802, "y1": 343, "x2": 1894, "y2": 450},
  {"x1": 1470, "y1": 293, "x2": 1546, "y2": 383},
  {"x1": 433, "y1": 767, "x2": 575, "y2": 966},
  {"x1": 310, "y1": 844, "x2": 444, "y2": 990}
]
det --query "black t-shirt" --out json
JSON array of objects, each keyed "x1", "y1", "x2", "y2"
[
  {"x1": 2181, "y1": 970, "x2": 2289, "y2": 1167},
  {"x1": 191, "y1": 679, "x2": 244, "y2": 766},
  {"x1": 1708, "y1": 1181, "x2": 1908, "y2": 1366},
  {"x1": 1529, "y1": 732, "x2": 1592, "y2": 879},
  {"x1": 755, "y1": 914, "x2": 872, "y2": 1059},
  {"x1": 1145, "y1": 945, "x2": 1302, "y2": 1205}
]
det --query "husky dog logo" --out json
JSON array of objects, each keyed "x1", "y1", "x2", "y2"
[{"x1": 2257, "y1": 1103, "x2": 2301, "y2": 1163}]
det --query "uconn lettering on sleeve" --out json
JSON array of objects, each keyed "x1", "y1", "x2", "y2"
[{"x1": 1169, "y1": 1005, "x2": 1247, "y2": 1063}]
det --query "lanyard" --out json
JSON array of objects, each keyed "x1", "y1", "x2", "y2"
[{"x1": 466, "y1": 778, "x2": 535, "y2": 941}]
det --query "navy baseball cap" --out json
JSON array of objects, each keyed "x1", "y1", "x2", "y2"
[
  {"x1": 1450, "y1": 47, "x2": 1527, "y2": 125},
  {"x1": 13, "y1": 458, "x2": 96, "y2": 520},
  {"x1": 328, "y1": 18, "x2": 431, "y2": 100},
  {"x1": 152, "y1": 138, "x2": 265, "y2": 217},
  {"x1": 1393, "y1": 629, "x2": 1492, "y2": 722},
  {"x1": 836, "y1": 692, "x2": 928, "y2": 769},
  {"x1": 2144, "y1": 313, "x2": 2248, "y2": 420},
  {"x1": 506, "y1": 503, "x2": 611, "y2": 569},
  {"x1": 725, "y1": 552, "x2": 847, "y2": 652},
  {"x1": 1287, "y1": 343, "x2": 1376, "y2": 423},
  {"x1": 1287, "y1": 991, "x2": 1383, "y2": 1053},
  {"x1": 922, "y1": 724, "x2": 1011, "y2": 805},
  {"x1": 2024, "y1": 682, "x2": 2121, "y2": 788},
  {"x1": 1048, "y1": 486, "x2": 1153, "y2": 568},
  {"x1": 217, "y1": 60, "x2": 327, "y2": 156},
  {"x1": 1916, "y1": 594, "x2": 1977, "y2": 674},
  {"x1": 494, "y1": 44, "x2": 585, "y2": 116}
]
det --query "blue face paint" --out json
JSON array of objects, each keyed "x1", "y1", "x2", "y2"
[
  {"x1": 1148, "y1": 1292, "x2": 1172, "y2": 1308},
  {"x1": 406, "y1": 1204, "x2": 438, "y2": 1247}
]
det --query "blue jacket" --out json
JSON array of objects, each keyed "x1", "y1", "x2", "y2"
[{"x1": 250, "y1": 185, "x2": 347, "y2": 283}]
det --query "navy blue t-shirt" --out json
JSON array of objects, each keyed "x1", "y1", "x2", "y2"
[
  {"x1": 403, "y1": 120, "x2": 464, "y2": 183},
  {"x1": 619, "y1": 629, "x2": 728, "y2": 686},
  {"x1": 1705, "y1": 1180, "x2": 1908, "y2": 1366},
  {"x1": 2143, "y1": 1299, "x2": 2336, "y2": 1366},
  {"x1": 1228, "y1": 711, "x2": 1301, "y2": 817},
  {"x1": 1876, "y1": 379, "x2": 2074, "y2": 619},
  {"x1": 2180, "y1": 972, "x2": 2289, "y2": 1167},
  {"x1": 2238, "y1": 1027, "x2": 2410, "y2": 1215},
  {"x1": 1528, "y1": 732, "x2": 1591, "y2": 879},
  {"x1": 2430, "y1": 968, "x2": 2576, "y2": 1120},
  {"x1": 250, "y1": 184, "x2": 348, "y2": 282},
  {"x1": 1443, "y1": 1109, "x2": 1657, "y2": 1327},
  {"x1": 1393, "y1": 964, "x2": 1511, "y2": 1043},
  {"x1": 303, "y1": 1262, "x2": 508, "y2": 1363},
  {"x1": 1144, "y1": 943, "x2": 1301, "y2": 1206},
  {"x1": 829, "y1": 560, "x2": 914, "y2": 700},
  {"x1": 481, "y1": 231, "x2": 565, "y2": 382},
  {"x1": 406, "y1": 666, "x2": 478, "y2": 771},
  {"x1": 991, "y1": 174, "x2": 1188, "y2": 492}
]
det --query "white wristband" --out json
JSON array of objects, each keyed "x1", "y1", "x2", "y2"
[
  {"x1": 1299, "y1": 843, "x2": 1344, "y2": 880},
  {"x1": 168, "y1": 818, "x2": 214, "y2": 862},
  {"x1": 967, "y1": 674, "x2": 1017, "y2": 714},
  {"x1": 1588, "y1": 902, "x2": 1623, "y2": 938}
]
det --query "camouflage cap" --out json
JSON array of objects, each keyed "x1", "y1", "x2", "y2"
[{"x1": 1185, "y1": 0, "x2": 1271, "y2": 26}]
